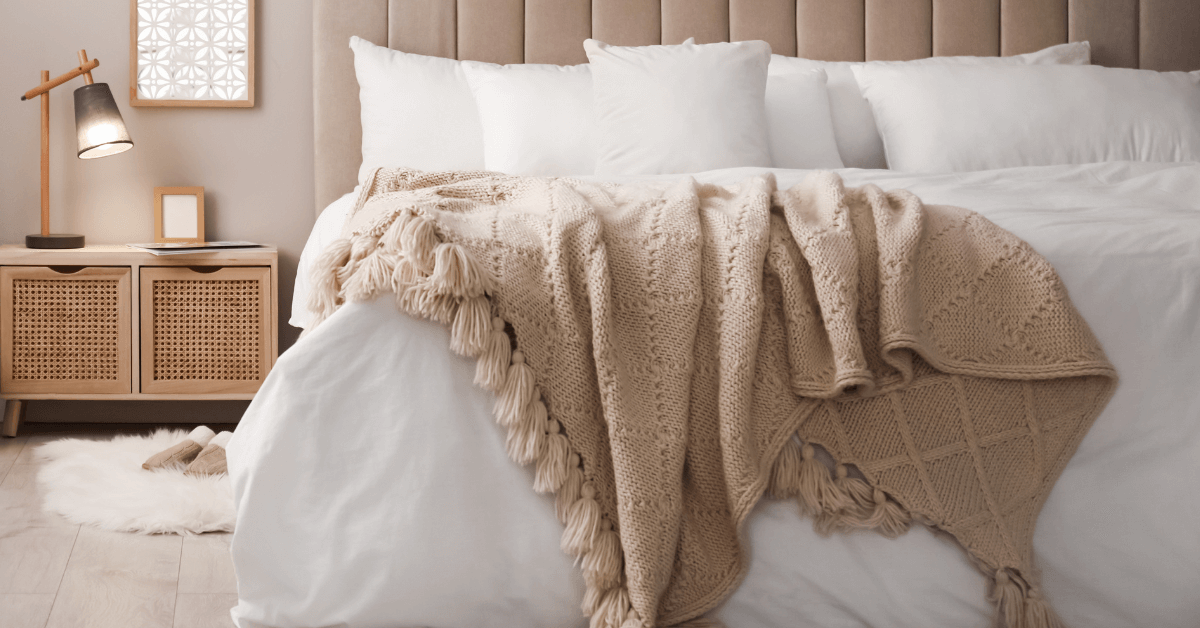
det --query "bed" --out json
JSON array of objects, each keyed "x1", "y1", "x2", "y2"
[{"x1": 228, "y1": 2, "x2": 1200, "y2": 627}]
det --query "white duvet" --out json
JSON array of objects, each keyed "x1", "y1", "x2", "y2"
[{"x1": 229, "y1": 162, "x2": 1200, "y2": 628}]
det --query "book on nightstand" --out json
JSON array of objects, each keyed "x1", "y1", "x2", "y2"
[{"x1": 126, "y1": 241, "x2": 264, "y2": 256}]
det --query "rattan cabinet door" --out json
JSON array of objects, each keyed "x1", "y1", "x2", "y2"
[
  {"x1": 1, "y1": 266, "x2": 133, "y2": 394},
  {"x1": 140, "y1": 266, "x2": 271, "y2": 394}
]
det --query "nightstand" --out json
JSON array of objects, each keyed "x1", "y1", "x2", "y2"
[{"x1": 0, "y1": 245, "x2": 278, "y2": 436}]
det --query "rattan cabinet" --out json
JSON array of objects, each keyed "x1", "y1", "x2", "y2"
[{"x1": 0, "y1": 245, "x2": 278, "y2": 436}]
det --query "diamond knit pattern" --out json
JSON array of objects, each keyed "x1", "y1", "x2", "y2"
[{"x1": 339, "y1": 169, "x2": 1116, "y2": 627}]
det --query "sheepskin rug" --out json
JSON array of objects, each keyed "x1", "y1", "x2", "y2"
[{"x1": 35, "y1": 429, "x2": 234, "y2": 534}]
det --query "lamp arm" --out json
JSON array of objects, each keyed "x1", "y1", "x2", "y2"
[{"x1": 20, "y1": 58, "x2": 100, "y2": 101}]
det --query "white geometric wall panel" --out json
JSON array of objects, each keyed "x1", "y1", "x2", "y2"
[{"x1": 134, "y1": 0, "x2": 253, "y2": 105}]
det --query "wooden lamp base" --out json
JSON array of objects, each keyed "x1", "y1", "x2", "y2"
[{"x1": 26, "y1": 234, "x2": 85, "y2": 249}]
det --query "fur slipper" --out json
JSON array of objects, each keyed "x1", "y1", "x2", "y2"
[
  {"x1": 185, "y1": 431, "x2": 232, "y2": 476},
  {"x1": 142, "y1": 426, "x2": 215, "y2": 470}
]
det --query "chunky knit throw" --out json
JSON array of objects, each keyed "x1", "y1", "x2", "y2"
[{"x1": 308, "y1": 169, "x2": 1116, "y2": 628}]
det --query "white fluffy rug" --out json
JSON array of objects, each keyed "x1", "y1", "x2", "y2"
[{"x1": 35, "y1": 429, "x2": 235, "y2": 534}]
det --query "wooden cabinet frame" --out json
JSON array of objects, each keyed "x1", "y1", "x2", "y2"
[
  {"x1": 140, "y1": 266, "x2": 271, "y2": 394},
  {"x1": 1, "y1": 266, "x2": 132, "y2": 394},
  {"x1": 0, "y1": 245, "x2": 278, "y2": 436}
]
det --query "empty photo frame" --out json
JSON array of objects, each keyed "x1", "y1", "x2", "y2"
[{"x1": 154, "y1": 187, "x2": 205, "y2": 243}]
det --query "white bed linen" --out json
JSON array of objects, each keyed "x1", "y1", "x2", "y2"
[{"x1": 236, "y1": 162, "x2": 1200, "y2": 628}]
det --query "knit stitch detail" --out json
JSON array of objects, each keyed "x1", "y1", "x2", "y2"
[{"x1": 309, "y1": 168, "x2": 1116, "y2": 628}]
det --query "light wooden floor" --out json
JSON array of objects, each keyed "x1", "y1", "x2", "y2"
[{"x1": 0, "y1": 433, "x2": 238, "y2": 628}]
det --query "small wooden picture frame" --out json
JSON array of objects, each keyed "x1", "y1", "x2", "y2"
[{"x1": 154, "y1": 187, "x2": 205, "y2": 244}]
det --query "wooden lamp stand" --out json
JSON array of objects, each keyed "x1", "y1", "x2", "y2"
[{"x1": 20, "y1": 50, "x2": 132, "y2": 249}]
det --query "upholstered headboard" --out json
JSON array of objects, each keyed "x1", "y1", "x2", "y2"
[{"x1": 313, "y1": 0, "x2": 1200, "y2": 213}]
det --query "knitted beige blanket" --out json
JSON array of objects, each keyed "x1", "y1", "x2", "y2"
[{"x1": 309, "y1": 169, "x2": 1116, "y2": 628}]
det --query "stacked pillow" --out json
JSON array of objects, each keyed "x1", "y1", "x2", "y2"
[
  {"x1": 768, "y1": 42, "x2": 1091, "y2": 169},
  {"x1": 853, "y1": 64, "x2": 1200, "y2": 172},
  {"x1": 352, "y1": 36, "x2": 1196, "y2": 177},
  {"x1": 353, "y1": 36, "x2": 843, "y2": 177}
]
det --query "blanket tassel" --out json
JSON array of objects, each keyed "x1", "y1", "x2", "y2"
[
  {"x1": 450, "y1": 295, "x2": 492, "y2": 356},
  {"x1": 322, "y1": 207, "x2": 633, "y2": 628},
  {"x1": 556, "y1": 455, "x2": 584, "y2": 523},
  {"x1": 306, "y1": 238, "x2": 353, "y2": 329},
  {"x1": 535, "y1": 419, "x2": 570, "y2": 493},
  {"x1": 990, "y1": 568, "x2": 1065, "y2": 628},
  {"x1": 475, "y1": 317, "x2": 512, "y2": 390},
  {"x1": 768, "y1": 438, "x2": 912, "y2": 538},
  {"x1": 495, "y1": 351, "x2": 537, "y2": 428},
  {"x1": 563, "y1": 482, "x2": 602, "y2": 556},
  {"x1": 583, "y1": 521, "x2": 622, "y2": 592}
]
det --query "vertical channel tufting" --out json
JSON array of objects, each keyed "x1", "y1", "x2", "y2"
[
  {"x1": 388, "y1": 0, "x2": 455, "y2": 57},
  {"x1": 934, "y1": 0, "x2": 1000, "y2": 57},
  {"x1": 1000, "y1": 0, "x2": 1067, "y2": 56},
  {"x1": 458, "y1": 0, "x2": 524, "y2": 63},
  {"x1": 797, "y1": 0, "x2": 865, "y2": 61},
  {"x1": 314, "y1": 0, "x2": 387, "y2": 213},
  {"x1": 730, "y1": 0, "x2": 796, "y2": 56},
  {"x1": 1139, "y1": 0, "x2": 1200, "y2": 71},
  {"x1": 662, "y1": 0, "x2": 730, "y2": 44},
  {"x1": 526, "y1": 0, "x2": 590, "y2": 64},
  {"x1": 1068, "y1": 0, "x2": 1138, "y2": 68},
  {"x1": 866, "y1": 0, "x2": 933, "y2": 60},
  {"x1": 593, "y1": 0, "x2": 662, "y2": 46}
]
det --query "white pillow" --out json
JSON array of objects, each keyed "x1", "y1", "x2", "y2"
[
  {"x1": 769, "y1": 42, "x2": 1092, "y2": 169},
  {"x1": 350, "y1": 36, "x2": 491, "y2": 181},
  {"x1": 584, "y1": 39, "x2": 774, "y2": 175},
  {"x1": 765, "y1": 70, "x2": 844, "y2": 169},
  {"x1": 463, "y1": 63, "x2": 597, "y2": 176},
  {"x1": 852, "y1": 64, "x2": 1200, "y2": 173},
  {"x1": 464, "y1": 62, "x2": 843, "y2": 175}
]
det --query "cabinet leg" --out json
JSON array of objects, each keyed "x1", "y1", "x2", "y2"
[{"x1": 2, "y1": 400, "x2": 22, "y2": 438}]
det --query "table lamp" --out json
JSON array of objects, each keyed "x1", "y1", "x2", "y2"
[{"x1": 19, "y1": 50, "x2": 134, "y2": 249}]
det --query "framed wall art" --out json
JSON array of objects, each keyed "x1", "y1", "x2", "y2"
[
  {"x1": 154, "y1": 187, "x2": 206, "y2": 243},
  {"x1": 130, "y1": 0, "x2": 255, "y2": 107}
]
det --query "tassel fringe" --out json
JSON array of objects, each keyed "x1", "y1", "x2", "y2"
[
  {"x1": 495, "y1": 352, "x2": 537, "y2": 428},
  {"x1": 582, "y1": 522, "x2": 623, "y2": 591},
  {"x1": 343, "y1": 250, "x2": 395, "y2": 303},
  {"x1": 450, "y1": 296, "x2": 491, "y2": 356},
  {"x1": 768, "y1": 438, "x2": 913, "y2": 539},
  {"x1": 311, "y1": 206, "x2": 630, "y2": 628},
  {"x1": 989, "y1": 568, "x2": 1065, "y2": 628},
  {"x1": 535, "y1": 420, "x2": 570, "y2": 493},
  {"x1": 475, "y1": 317, "x2": 512, "y2": 390},
  {"x1": 591, "y1": 587, "x2": 632, "y2": 628},
  {"x1": 557, "y1": 458, "x2": 584, "y2": 523}
]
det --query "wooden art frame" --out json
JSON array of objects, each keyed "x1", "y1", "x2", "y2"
[
  {"x1": 129, "y1": 0, "x2": 255, "y2": 108},
  {"x1": 154, "y1": 186, "x2": 206, "y2": 244}
]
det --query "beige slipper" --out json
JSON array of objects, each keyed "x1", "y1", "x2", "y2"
[
  {"x1": 185, "y1": 431, "x2": 232, "y2": 476},
  {"x1": 143, "y1": 426, "x2": 216, "y2": 470}
]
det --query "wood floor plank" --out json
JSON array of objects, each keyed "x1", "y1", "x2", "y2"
[
  {"x1": 0, "y1": 463, "x2": 79, "y2": 530},
  {"x1": 178, "y1": 534, "x2": 237, "y2": 594},
  {"x1": 173, "y1": 593, "x2": 238, "y2": 628},
  {"x1": 0, "y1": 463, "x2": 80, "y2": 594},
  {"x1": 0, "y1": 436, "x2": 28, "y2": 483},
  {"x1": 14, "y1": 435, "x2": 59, "y2": 465},
  {"x1": 0, "y1": 527, "x2": 78, "y2": 594},
  {"x1": 0, "y1": 593, "x2": 57, "y2": 628},
  {"x1": 44, "y1": 526, "x2": 182, "y2": 628}
]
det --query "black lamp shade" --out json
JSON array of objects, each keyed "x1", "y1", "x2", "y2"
[{"x1": 74, "y1": 83, "x2": 133, "y2": 159}]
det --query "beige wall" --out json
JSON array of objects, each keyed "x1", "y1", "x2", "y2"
[{"x1": 1, "y1": 0, "x2": 316, "y2": 423}]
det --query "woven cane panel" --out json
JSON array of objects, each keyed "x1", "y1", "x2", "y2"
[
  {"x1": 151, "y1": 278, "x2": 261, "y2": 381},
  {"x1": 10, "y1": 279, "x2": 121, "y2": 381}
]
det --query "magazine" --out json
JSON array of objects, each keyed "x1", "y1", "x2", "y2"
[{"x1": 126, "y1": 241, "x2": 265, "y2": 256}]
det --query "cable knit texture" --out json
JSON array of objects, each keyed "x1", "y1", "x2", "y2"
[{"x1": 309, "y1": 168, "x2": 1116, "y2": 628}]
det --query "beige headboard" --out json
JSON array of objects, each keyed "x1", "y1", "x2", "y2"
[{"x1": 314, "y1": 0, "x2": 1200, "y2": 214}]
